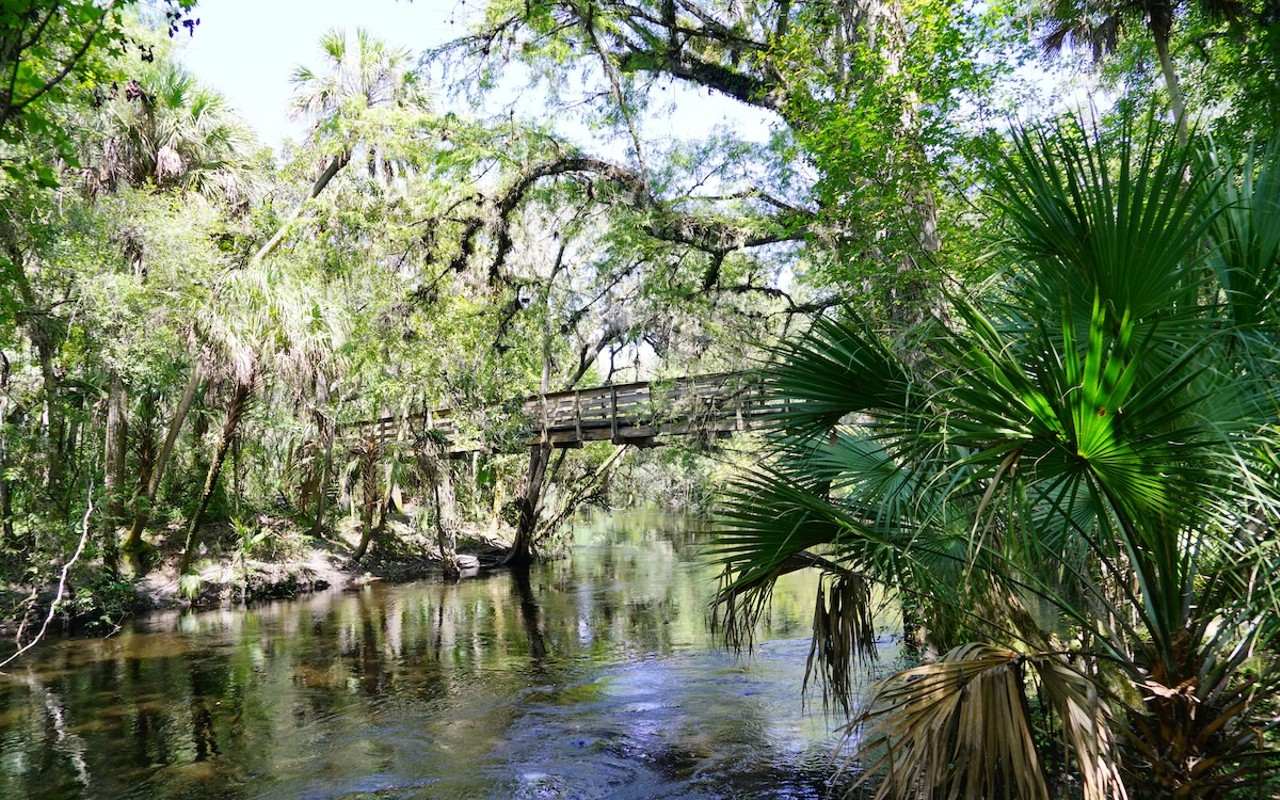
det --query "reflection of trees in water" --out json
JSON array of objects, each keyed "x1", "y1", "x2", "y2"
[
  {"x1": 188, "y1": 658, "x2": 222, "y2": 762},
  {"x1": 1, "y1": 645, "x2": 261, "y2": 800},
  {"x1": 2, "y1": 675, "x2": 93, "y2": 796},
  {"x1": 512, "y1": 567, "x2": 547, "y2": 664},
  {"x1": 355, "y1": 589, "x2": 388, "y2": 695},
  {"x1": 0, "y1": 518, "x2": 848, "y2": 799}
]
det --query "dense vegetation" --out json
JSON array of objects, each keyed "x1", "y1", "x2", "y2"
[
  {"x1": 714, "y1": 119, "x2": 1280, "y2": 798},
  {"x1": 2, "y1": 0, "x2": 1279, "y2": 795}
]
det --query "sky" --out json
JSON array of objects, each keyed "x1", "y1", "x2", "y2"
[
  {"x1": 176, "y1": 0, "x2": 776, "y2": 153},
  {"x1": 178, "y1": 0, "x2": 474, "y2": 148}
]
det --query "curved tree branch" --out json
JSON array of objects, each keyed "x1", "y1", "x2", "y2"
[{"x1": 459, "y1": 155, "x2": 813, "y2": 283}]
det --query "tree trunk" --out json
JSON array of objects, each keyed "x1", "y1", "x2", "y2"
[
  {"x1": 374, "y1": 460, "x2": 393, "y2": 533},
  {"x1": 899, "y1": 575, "x2": 925, "y2": 663},
  {"x1": 1153, "y1": 32, "x2": 1188, "y2": 145},
  {"x1": 539, "y1": 444, "x2": 629, "y2": 535},
  {"x1": 121, "y1": 393, "x2": 156, "y2": 575},
  {"x1": 28, "y1": 307, "x2": 62, "y2": 501},
  {"x1": 178, "y1": 379, "x2": 252, "y2": 576},
  {"x1": 505, "y1": 443, "x2": 551, "y2": 568},
  {"x1": 351, "y1": 437, "x2": 380, "y2": 562},
  {"x1": 252, "y1": 151, "x2": 352, "y2": 265},
  {"x1": 0, "y1": 390, "x2": 11, "y2": 543},
  {"x1": 104, "y1": 371, "x2": 128, "y2": 528},
  {"x1": 0, "y1": 216, "x2": 64, "y2": 508},
  {"x1": 125, "y1": 363, "x2": 202, "y2": 551},
  {"x1": 308, "y1": 383, "x2": 336, "y2": 537},
  {"x1": 857, "y1": 0, "x2": 941, "y2": 326},
  {"x1": 421, "y1": 439, "x2": 460, "y2": 578}
]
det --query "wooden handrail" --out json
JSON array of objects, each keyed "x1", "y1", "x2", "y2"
[{"x1": 339, "y1": 371, "x2": 769, "y2": 451}]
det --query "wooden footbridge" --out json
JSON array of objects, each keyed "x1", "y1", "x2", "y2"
[{"x1": 348, "y1": 372, "x2": 775, "y2": 453}]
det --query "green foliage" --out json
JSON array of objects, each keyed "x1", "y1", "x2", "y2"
[
  {"x1": 712, "y1": 114, "x2": 1280, "y2": 797},
  {"x1": 0, "y1": 1, "x2": 201, "y2": 183},
  {"x1": 59, "y1": 569, "x2": 138, "y2": 631},
  {"x1": 0, "y1": 0, "x2": 1274, "y2": 678}
]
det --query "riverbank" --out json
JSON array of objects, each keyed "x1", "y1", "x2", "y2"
[
  {"x1": 137, "y1": 513, "x2": 508, "y2": 610},
  {"x1": 1, "y1": 511, "x2": 511, "y2": 639}
]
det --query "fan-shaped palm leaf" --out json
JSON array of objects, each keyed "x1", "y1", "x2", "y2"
[{"x1": 712, "y1": 112, "x2": 1280, "y2": 798}]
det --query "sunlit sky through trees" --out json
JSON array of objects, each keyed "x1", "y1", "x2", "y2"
[
  {"x1": 179, "y1": 0, "x2": 465, "y2": 147},
  {"x1": 179, "y1": 0, "x2": 776, "y2": 153}
]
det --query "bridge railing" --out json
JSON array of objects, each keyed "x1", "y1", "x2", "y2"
[{"x1": 342, "y1": 372, "x2": 781, "y2": 452}]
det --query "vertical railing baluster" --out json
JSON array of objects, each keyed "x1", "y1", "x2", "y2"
[{"x1": 610, "y1": 385, "x2": 619, "y2": 442}]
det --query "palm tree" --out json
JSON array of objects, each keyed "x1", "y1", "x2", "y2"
[
  {"x1": 252, "y1": 28, "x2": 431, "y2": 264},
  {"x1": 89, "y1": 61, "x2": 255, "y2": 553},
  {"x1": 87, "y1": 60, "x2": 254, "y2": 200},
  {"x1": 177, "y1": 264, "x2": 346, "y2": 578},
  {"x1": 711, "y1": 115, "x2": 1280, "y2": 798},
  {"x1": 290, "y1": 28, "x2": 428, "y2": 126}
]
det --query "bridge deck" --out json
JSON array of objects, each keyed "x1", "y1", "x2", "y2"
[{"x1": 347, "y1": 372, "x2": 778, "y2": 452}]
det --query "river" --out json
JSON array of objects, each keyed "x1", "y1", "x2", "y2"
[{"x1": 0, "y1": 513, "x2": 895, "y2": 799}]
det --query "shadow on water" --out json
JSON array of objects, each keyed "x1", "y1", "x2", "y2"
[{"x1": 0, "y1": 511, "x2": 895, "y2": 799}]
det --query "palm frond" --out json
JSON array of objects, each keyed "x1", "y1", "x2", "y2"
[
  {"x1": 1031, "y1": 655, "x2": 1126, "y2": 800},
  {"x1": 990, "y1": 114, "x2": 1220, "y2": 325},
  {"x1": 845, "y1": 643, "x2": 1051, "y2": 800},
  {"x1": 1207, "y1": 139, "x2": 1280, "y2": 331},
  {"x1": 758, "y1": 315, "x2": 916, "y2": 439},
  {"x1": 709, "y1": 114, "x2": 1280, "y2": 797},
  {"x1": 803, "y1": 572, "x2": 878, "y2": 715}
]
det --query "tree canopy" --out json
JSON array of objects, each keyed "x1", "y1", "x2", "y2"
[{"x1": 1, "y1": 1, "x2": 1279, "y2": 793}]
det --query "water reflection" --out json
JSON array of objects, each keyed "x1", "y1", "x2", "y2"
[{"x1": 0, "y1": 512, "x2": 892, "y2": 799}]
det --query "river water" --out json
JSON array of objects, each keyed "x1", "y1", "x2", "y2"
[{"x1": 0, "y1": 513, "x2": 894, "y2": 799}]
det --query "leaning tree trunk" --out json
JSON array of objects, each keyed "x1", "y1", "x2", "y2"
[
  {"x1": 538, "y1": 444, "x2": 630, "y2": 535},
  {"x1": 178, "y1": 379, "x2": 253, "y2": 576},
  {"x1": 252, "y1": 151, "x2": 352, "y2": 265},
  {"x1": 504, "y1": 442, "x2": 552, "y2": 568},
  {"x1": 125, "y1": 363, "x2": 203, "y2": 551}
]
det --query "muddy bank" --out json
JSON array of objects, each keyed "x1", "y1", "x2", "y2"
[{"x1": 1, "y1": 513, "x2": 511, "y2": 641}]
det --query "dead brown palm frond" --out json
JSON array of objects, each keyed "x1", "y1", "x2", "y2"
[
  {"x1": 843, "y1": 643, "x2": 1051, "y2": 800},
  {"x1": 839, "y1": 643, "x2": 1128, "y2": 800},
  {"x1": 1031, "y1": 654, "x2": 1127, "y2": 800},
  {"x1": 804, "y1": 572, "x2": 878, "y2": 716},
  {"x1": 154, "y1": 143, "x2": 184, "y2": 183}
]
